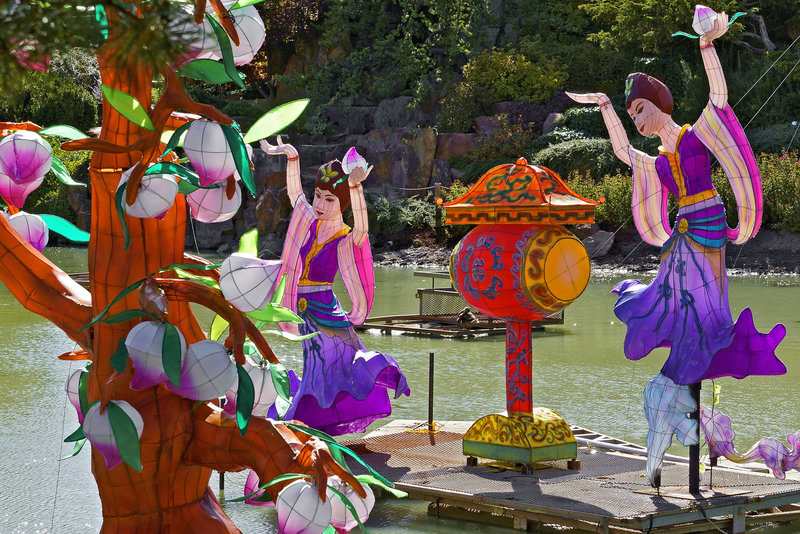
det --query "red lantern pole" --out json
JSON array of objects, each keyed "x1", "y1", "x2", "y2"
[{"x1": 506, "y1": 320, "x2": 533, "y2": 413}]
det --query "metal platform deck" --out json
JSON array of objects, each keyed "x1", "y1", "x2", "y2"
[{"x1": 344, "y1": 420, "x2": 800, "y2": 533}]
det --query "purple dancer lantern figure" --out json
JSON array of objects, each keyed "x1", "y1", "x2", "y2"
[
  {"x1": 261, "y1": 137, "x2": 409, "y2": 436},
  {"x1": 567, "y1": 8, "x2": 786, "y2": 490}
]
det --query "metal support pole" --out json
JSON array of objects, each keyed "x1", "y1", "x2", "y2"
[
  {"x1": 689, "y1": 382, "x2": 701, "y2": 494},
  {"x1": 219, "y1": 471, "x2": 225, "y2": 493},
  {"x1": 428, "y1": 352, "x2": 435, "y2": 431}
]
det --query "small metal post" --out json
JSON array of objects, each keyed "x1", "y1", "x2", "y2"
[
  {"x1": 219, "y1": 471, "x2": 225, "y2": 493},
  {"x1": 434, "y1": 182, "x2": 443, "y2": 240},
  {"x1": 689, "y1": 382, "x2": 701, "y2": 494},
  {"x1": 428, "y1": 352, "x2": 435, "y2": 431}
]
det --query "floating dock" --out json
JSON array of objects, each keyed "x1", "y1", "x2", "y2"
[{"x1": 344, "y1": 420, "x2": 800, "y2": 533}]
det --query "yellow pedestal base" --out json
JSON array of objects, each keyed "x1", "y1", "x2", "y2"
[{"x1": 462, "y1": 408, "x2": 577, "y2": 465}]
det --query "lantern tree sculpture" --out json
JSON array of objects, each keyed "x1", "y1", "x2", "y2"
[
  {"x1": 444, "y1": 158, "x2": 602, "y2": 468},
  {"x1": 0, "y1": 1, "x2": 378, "y2": 532}
]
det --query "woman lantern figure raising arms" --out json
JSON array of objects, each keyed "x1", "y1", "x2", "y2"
[
  {"x1": 567, "y1": 11, "x2": 786, "y2": 486},
  {"x1": 261, "y1": 137, "x2": 410, "y2": 436}
]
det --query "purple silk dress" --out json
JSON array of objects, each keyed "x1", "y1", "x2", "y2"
[
  {"x1": 613, "y1": 123, "x2": 786, "y2": 385},
  {"x1": 283, "y1": 217, "x2": 410, "y2": 436}
]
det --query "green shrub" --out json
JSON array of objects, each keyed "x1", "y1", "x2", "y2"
[
  {"x1": 531, "y1": 138, "x2": 620, "y2": 179},
  {"x1": 531, "y1": 127, "x2": 591, "y2": 151},
  {"x1": 747, "y1": 123, "x2": 800, "y2": 155},
  {"x1": 0, "y1": 71, "x2": 98, "y2": 132},
  {"x1": 24, "y1": 142, "x2": 91, "y2": 222},
  {"x1": 567, "y1": 170, "x2": 634, "y2": 229}
]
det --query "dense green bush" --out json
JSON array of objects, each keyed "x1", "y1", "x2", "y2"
[
  {"x1": 24, "y1": 142, "x2": 91, "y2": 222},
  {"x1": 0, "y1": 71, "x2": 98, "y2": 132},
  {"x1": 531, "y1": 138, "x2": 620, "y2": 179},
  {"x1": 747, "y1": 122, "x2": 800, "y2": 155}
]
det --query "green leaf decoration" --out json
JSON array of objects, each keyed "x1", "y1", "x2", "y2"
[
  {"x1": 243, "y1": 99, "x2": 310, "y2": 144},
  {"x1": 162, "y1": 323, "x2": 183, "y2": 388},
  {"x1": 102, "y1": 309, "x2": 161, "y2": 325},
  {"x1": 220, "y1": 124, "x2": 255, "y2": 197},
  {"x1": 39, "y1": 214, "x2": 90, "y2": 242},
  {"x1": 78, "y1": 368, "x2": 90, "y2": 416},
  {"x1": 247, "y1": 303, "x2": 303, "y2": 323},
  {"x1": 49, "y1": 155, "x2": 87, "y2": 187},
  {"x1": 236, "y1": 365, "x2": 255, "y2": 435},
  {"x1": 156, "y1": 262, "x2": 222, "y2": 274},
  {"x1": 261, "y1": 329, "x2": 319, "y2": 342},
  {"x1": 144, "y1": 161, "x2": 199, "y2": 182},
  {"x1": 160, "y1": 121, "x2": 191, "y2": 158},
  {"x1": 210, "y1": 314, "x2": 230, "y2": 341},
  {"x1": 355, "y1": 474, "x2": 408, "y2": 498},
  {"x1": 205, "y1": 14, "x2": 245, "y2": 90},
  {"x1": 327, "y1": 485, "x2": 370, "y2": 534},
  {"x1": 230, "y1": 0, "x2": 266, "y2": 9},
  {"x1": 82, "y1": 279, "x2": 144, "y2": 329},
  {"x1": 178, "y1": 59, "x2": 245, "y2": 85},
  {"x1": 101, "y1": 84, "x2": 155, "y2": 132},
  {"x1": 95, "y1": 4, "x2": 109, "y2": 39},
  {"x1": 270, "y1": 362, "x2": 291, "y2": 402},
  {"x1": 270, "y1": 273, "x2": 287, "y2": 305},
  {"x1": 274, "y1": 394, "x2": 291, "y2": 420},
  {"x1": 322, "y1": 526, "x2": 336, "y2": 534},
  {"x1": 238, "y1": 228, "x2": 258, "y2": 256},
  {"x1": 61, "y1": 438, "x2": 87, "y2": 460},
  {"x1": 114, "y1": 180, "x2": 131, "y2": 251},
  {"x1": 38, "y1": 124, "x2": 88, "y2": 140},
  {"x1": 64, "y1": 425, "x2": 86, "y2": 443},
  {"x1": 175, "y1": 268, "x2": 221, "y2": 290},
  {"x1": 242, "y1": 341, "x2": 258, "y2": 357},
  {"x1": 228, "y1": 472, "x2": 310, "y2": 502},
  {"x1": 110, "y1": 338, "x2": 129, "y2": 374},
  {"x1": 106, "y1": 401, "x2": 143, "y2": 472},
  {"x1": 178, "y1": 180, "x2": 200, "y2": 195}
]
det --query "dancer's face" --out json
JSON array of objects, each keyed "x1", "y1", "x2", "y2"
[
  {"x1": 313, "y1": 187, "x2": 341, "y2": 221},
  {"x1": 628, "y1": 98, "x2": 666, "y2": 137}
]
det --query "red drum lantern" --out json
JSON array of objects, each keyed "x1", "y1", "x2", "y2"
[{"x1": 445, "y1": 158, "x2": 602, "y2": 466}]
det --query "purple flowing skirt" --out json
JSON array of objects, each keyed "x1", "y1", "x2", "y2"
[
  {"x1": 285, "y1": 289, "x2": 410, "y2": 435},
  {"x1": 613, "y1": 202, "x2": 785, "y2": 385}
]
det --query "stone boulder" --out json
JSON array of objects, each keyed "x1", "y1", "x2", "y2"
[
  {"x1": 582, "y1": 230, "x2": 614, "y2": 258},
  {"x1": 435, "y1": 133, "x2": 476, "y2": 160},
  {"x1": 374, "y1": 97, "x2": 428, "y2": 129}
]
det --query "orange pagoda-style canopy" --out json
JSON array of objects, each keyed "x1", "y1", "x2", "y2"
[{"x1": 444, "y1": 158, "x2": 603, "y2": 225}]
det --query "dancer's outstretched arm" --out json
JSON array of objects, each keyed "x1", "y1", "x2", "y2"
[
  {"x1": 566, "y1": 92, "x2": 633, "y2": 167},
  {"x1": 261, "y1": 136, "x2": 303, "y2": 206},
  {"x1": 699, "y1": 12, "x2": 730, "y2": 108}
]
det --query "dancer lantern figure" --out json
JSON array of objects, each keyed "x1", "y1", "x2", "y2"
[
  {"x1": 262, "y1": 139, "x2": 409, "y2": 436},
  {"x1": 567, "y1": 8, "x2": 786, "y2": 488}
]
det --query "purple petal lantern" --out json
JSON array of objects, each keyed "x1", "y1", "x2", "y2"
[
  {"x1": 8, "y1": 211, "x2": 49, "y2": 251},
  {"x1": 0, "y1": 131, "x2": 52, "y2": 184}
]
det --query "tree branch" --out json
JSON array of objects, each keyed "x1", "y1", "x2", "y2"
[{"x1": 0, "y1": 216, "x2": 92, "y2": 349}]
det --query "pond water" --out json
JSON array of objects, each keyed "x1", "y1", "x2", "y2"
[{"x1": 1, "y1": 247, "x2": 799, "y2": 533}]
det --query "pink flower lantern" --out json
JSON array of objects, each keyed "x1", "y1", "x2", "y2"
[
  {"x1": 83, "y1": 401, "x2": 144, "y2": 470},
  {"x1": 65, "y1": 368, "x2": 85, "y2": 423},
  {"x1": 126, "y1": 321, "x2": 188, "y2": 390},
  {"x1": 118, "y1": 164, "x2": 179, "y2": 219},
  {"x1": 0, "y1": 130, "x2": 52, "y2": 184},
  {"x1": 219, "y1": 253, "x2": 282, "y2": 312},
  {"x1": 276, "y1": 479, "x2": 333, "y2": 534},
  {"x1": 187, "y1": 180, "x2": 242, "y2": 223},
  {"x1": 166, "y1": 340, "x2": 237, "y2": 401},
  {"x1": 693, "y1": 5, "x2": 718, "y2": 35},
  {"x1": 183, "y1": 120, "x2": 237, "y2": 186},
  {"x1": 341, "y1": 147, "x2": 367, "y2": 174},
  {"x1": 8, "y1": 211, "x2": 48, "y2": 251},
  {"x1": 0, "y1": 173, "x2": 43, "y2": 209}
]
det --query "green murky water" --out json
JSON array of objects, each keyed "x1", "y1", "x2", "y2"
[{"x1": 1, "y1": 248, "x2": 798, "y2": 533}]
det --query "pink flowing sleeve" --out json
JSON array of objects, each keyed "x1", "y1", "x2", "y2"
[
  {"x1": 276, "y1": 194, "x2": 315, "y2": 333},
  {"x1": 628, "y1": 146, "x2": 672, "y2": 247},
  {"x1": 337, "y1": 233, "x2": 374, "y2": 326},
  {"x1": 693, "y1": 101, "x2": 762, "y2": 244}
]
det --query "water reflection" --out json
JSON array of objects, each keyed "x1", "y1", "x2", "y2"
[{"x1": 1, "y1": 248, "x2": 798, "y2": 533}]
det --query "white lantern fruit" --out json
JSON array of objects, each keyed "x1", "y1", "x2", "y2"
[
  {"x1": 225, "y1": 355, "x2": 278, "y2": 416},
  {"x1": 0, "y1": 130, "x2": 52, "y2": 184},
  {"x1": 8, "y1": 211, "x2": 48, "y2": 251},
  {"x1": 187, "y1": 180, "x2": 242, "y2": 223},
  {"x1": 166, "y1": 340, "x2": 237, "y2": 401},
  {"x1": 328, "y1": 476, "x2": 375, "y2": 533},
  {"x1": 277, "y1": 479, "x2": 333, "y2": 534},
  {"x1": 170, "y1": 4, "x2": 221, "y2": 65},
  {"x1": 126, "y1": 321, "x2": 187, "y2": 390},
  {"x1": 341, "y1": 147, "x2": 367, "y2": 174},
  {"x1": 83, "y1": 400, "x2": 144, "y2": 470},
  {"x1": 117, "y1": 164, "x2": 179, "y2": 219},
  {"x1": 65, "y1": 368, "x2": 85, "y2": 424},
  {"x1": 693, "y1": 5, "x2": 718, "y2": 35},
  {"x1": 183, "y1": 120, "x2": 237, "y2": 186},
  {"x1": 228, "y1": 5, "x2": 266, "y2": 66},
  {"x1": 0, "y1": 172, "x2": 43, "y2": 209},
  {"x1": 219, "y1": 253, "x2": 282, "y2": 312}
]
